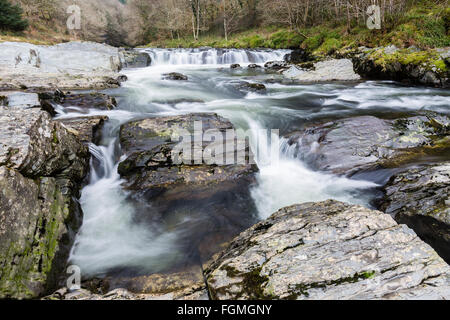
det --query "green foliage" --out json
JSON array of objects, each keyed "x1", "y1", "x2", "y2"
[
  {"x1": 317, "y1": 38, "x2": 343, "y2": 55},
  {"x1": 268, "y1": 30, "x2": 304, "y2": 49},
  {"x1": 0, "y1": 0, "x2": 28, "y2": 32}
]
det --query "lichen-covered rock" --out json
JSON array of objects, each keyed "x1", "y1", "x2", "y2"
[
  {"x1": 264, "y1": 61, "x2": 289, "y2": 71},
  {"x1": 118, "y1": 113, "x2": 258, "y2": 266},
  {"x1": 44, "y1": 285, "x2": 208, "y2": 300},
  {"x1": 285, "y1": 114, "x2": 450, "y2": 176},
  {"x1": 40, "y1": 91, "x2": 117, "y2": 114},
  {"x1": 162, "y1": 72, "x2": 188, "y2": 81},
  {"x1": 352, "y1": 47, "x2": 449, "y2": 88},
  {"x1": 283, "y1": 59, "x2": 360, "y2": 82},
  {"x1": 118, "y1": 113, "x2": 257, "y2": 191},
  {"x1": 0, "y1": 103, "x2": 89, "y2": 299},
  {"x1": 0, "y1": 168, "x2": 83, "y2": 299},
  {"x1": 205, "y1": 200, "x2": 450, "y2": 300},
  {"x1": 0, "y1": 41, "x2": 127, "y2": 90},
  {"x1": 0, "y1": 92, "x2": 40, "y2": 109},
  {"x1": 232, "y1": 81, "x2": 266, "y2": 93},
  {"x1": 57, "y1": 116, "x2": 108, "y2": 145},
  {"x1": 380, "y1": 162, "x2": 450, "y2": 263},
  {"x1": 0, "y1": 106, "x2": 89, "y2": 179},
  {"x1": 120, "y1": 49, "x2": 151, "y2": 68}
]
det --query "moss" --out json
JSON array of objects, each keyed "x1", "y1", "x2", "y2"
[
  {"x1": 212, "y1": 264, "x2": 276, "y2": 300},
  {"x1": 287, "y1": 270, "x2": 377, "y2": 299}
]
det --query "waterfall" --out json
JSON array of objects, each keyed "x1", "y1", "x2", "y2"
[{"x1": 144, "y1": 48, "x2": 290, "y2": 65}]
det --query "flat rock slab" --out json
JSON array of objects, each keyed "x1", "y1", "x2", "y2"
[
  {"x1": 286, "y1": 114, "x2": 450, "y2": 176},
  {"x1": 283, "y1": 59, "x2": 360, "y2": 82},
  {"x1": 380, "y1": 162, "x2": 450, "y2": 263},
  {"x1": 57, "y1": 115, "x2": 108, "y2": 145},
  {"x1": 117, "y1": 113, "x2": 259, "y2": 277},
  {"x1": 0, "y1": 92, "x2": 40, "y2": 109},
  {"x1": 0, "y1": 41, "x2": 128, "y2": 89},
  {"x1": 205, "y1": 200, "x2": 450, "y2": 300}
]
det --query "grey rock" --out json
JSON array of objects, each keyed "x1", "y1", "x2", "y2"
[
  {"x1": 118, "y1": 113, "x2": 258, "y2": 266},
  {"x1": 0, "y1": 106, "x2": 89, "y2": 179},
  {"x1": 230, "y1": 64, "x2": 241, "y2": 69},
  {"x1": 233, "y1": 81, "x2": 267, "y2": 93},
  {"x1": 285, "y1": 114, "x2": 450, "y2": 176},
  {"x1": 0, "y1": 92, "x2": 40, "y2": 109},
  {"x1": 0, "y1": 105, "x2": 89, "y2": 298},
  {"x1": 264, "y1": 61, "x2": 289, "y2": 71},
  {"x1": 283, "y1": 59, "x2": 360, "y2": 82},
  {"x1": 0, "y1": 41, "x2": 125, "y2": 90},
  {"x1": 120, "y1": 49, "x2": 151, "y2": 68},
  {"x1": 57, "y1": 115, "x2": 108, "y2": 145},
  {"x1": 162, "y1": 72, "x2": 188, "y2": 81},
  {"x1": 205, "y1": 200, "x2": 450, "y2": 300},
  {"x1": 352, "y1": 47, "x2": 449, "y2": 88},
  {"x1": 380, "y1": 162, "x2": 450, "y2": 263},
  {"x1": 248, "y1": 64, "x2": 262, "y2": 69}
]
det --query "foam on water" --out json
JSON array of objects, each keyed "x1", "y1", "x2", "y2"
[{"x1": 67, "y1": 48, "x2": 450, "y2": 278}]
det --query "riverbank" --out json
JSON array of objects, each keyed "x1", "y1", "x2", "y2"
[
  {"x1": 146, "y1": 2, "x2": 449, "y2": 53},
  {"x1": 0, "y1": 43, "x2": 449, "y2": 300}
]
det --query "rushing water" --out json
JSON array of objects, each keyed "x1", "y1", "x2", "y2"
[{"x1": 64, "y1": 48, "x2": 450, "y2": 280}]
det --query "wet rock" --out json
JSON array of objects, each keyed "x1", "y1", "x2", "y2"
[
  {"x1": 205, "y1": 200, "x2": 450, "y2": 300},
  {"x1": 120, "y1": 49, "x2": 151, "y2": 68},
  {"x1": 285, "y1": 114, "x2": 450, "y2": 176},
  {"x1": 283, "y1": 59, "x2": 360, "y2": 82},
  {"x1": 380, "y1": 162, "x2": 450, "y2": 263},
  {"x1": 248, "y1": 64, "x2": 262, "y2": 69},
  {"x1": 0, "y1": 41, "x2": 126, "y2": 90},
  {"x1": 118, "y1": 113, "x2": 258, "y2": 267},
  {"x1": 162, "y1": 72, "x2": 188, "y2": 81},
  {"x1": 0, "y1": 106, "x2": 90, "y2": 179},
  {"x1": 230, "y1": 64, "x2": 241, "y2": 69},
  {"x1": 234, "y1": 81, "x2": 267, "y2": 93},
  {"x1": 0, "y1": 106, "x2": 89, "y2": 299},
  {"x1": 57, "y1": 116, "x2": 108, "y2": 145},
  {"x1": 104, "y1": 265, "x2": 205, "y2": 297},
  {"x1": 264, "y1": 61, "x2": 289, "y2": 71},
  {"x1": 352, "y1": 47, "x2": 449, "y2": 88},
  {"x1": 0, "y1": 92, "x2": 40, "y2": 109},
  {"x1": 40, "y1": 91, "x2": 117, "y2": 115},
  {"x1": 45, "y1": 285, "x2": 208, "y2": 300},
  {"x1": 284, "y1": 49, "x2": 312, "y2": 64}
]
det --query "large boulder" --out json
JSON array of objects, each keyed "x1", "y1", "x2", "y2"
[
  {"x1": 380, "y1": 162, "x2": 450, "y2": 263},
  {"x1": 283, "y1": 59, "x2": 360, "y2": 82},
  {"x1": 285, "y1": 114, "x2": 450, "y2": 176},
  {"x1": 352, "y1": 47, "x2": 449, "y2": 88},
  {"x1": 0, "y1": 104, "x2": 90, "y2": 298},
  {"x1": 120, "y1": 49, "x2": 152, "y2": 68},
  {"x1": 231, "y1": 81, "x2": 267, "y2": 93},
  {"x1": 264, "y1": 61, "x2": 289, "y2": 71},
  {"x1": 162, "y1": 72, "x2": 188, "y2": 81},
  {"x1": 205, "y1": 200, "x2": 450, "y2": 300},
  {"x1": 0, "y1": 41, "x2": 127, "y2": 90},
  {"x1": 284, "y1": 49, "x2": 312, "y2": 64},
  {"x1": 117, "y1": 113, "x2": 259, "y2": 278}
]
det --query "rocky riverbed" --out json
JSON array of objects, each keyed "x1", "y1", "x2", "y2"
[{"x1": 0, "y1": 42, "x2": 449, "y2": 300}]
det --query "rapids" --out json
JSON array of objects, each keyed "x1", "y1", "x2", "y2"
[{"x1": 64, "y1": 48, "x2": 450, "y2": 280}]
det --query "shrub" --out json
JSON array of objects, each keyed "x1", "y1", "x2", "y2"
[{"x1": 0, "y1": 0, "x2": 28, "y2": 32}]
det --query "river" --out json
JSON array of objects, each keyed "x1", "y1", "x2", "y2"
[{"x1": 57, "y1": 48, "x2": 450, "y2": 283}]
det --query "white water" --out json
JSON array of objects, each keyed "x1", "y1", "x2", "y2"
[
  {"x1": 145, "y1": 48, "x2": 289, "y2": 65},
  {"x1": 67, "y1": 48, "x2": 449, "y2": 278}
]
